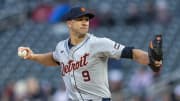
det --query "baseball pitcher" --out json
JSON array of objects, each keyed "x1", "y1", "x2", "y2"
[{"x1": 18, "y1": 6, "x2": 162, "y2": 101}]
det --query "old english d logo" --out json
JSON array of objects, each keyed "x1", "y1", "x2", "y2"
[{"x1": 81, "y1": 7, "x2": 86, "y2": 12}]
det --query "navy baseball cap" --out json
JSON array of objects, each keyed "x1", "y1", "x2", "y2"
[{"x1": 62, "y1": 6, "x2": 95, "y2": 21}]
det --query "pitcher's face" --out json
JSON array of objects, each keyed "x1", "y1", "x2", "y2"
[{"x1": 67, "y1": 16, "x2": 90, "y2": 35}]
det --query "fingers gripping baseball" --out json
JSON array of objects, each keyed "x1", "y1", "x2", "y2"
[{"x1": 18, "y1": 47, "x2": 33, "y2": 59}]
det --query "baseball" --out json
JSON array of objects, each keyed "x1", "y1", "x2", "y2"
[{"x1": 18, "y1": 50, "x2": 27, "y2": 57}]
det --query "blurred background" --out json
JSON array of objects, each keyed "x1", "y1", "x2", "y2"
[{"x1": 0, "y1": 0, "x2": 180, "y2": 101}]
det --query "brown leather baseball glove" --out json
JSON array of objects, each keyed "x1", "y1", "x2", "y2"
[{"x1": 148, "y1": 34, "x2": 163, "y2": 72}]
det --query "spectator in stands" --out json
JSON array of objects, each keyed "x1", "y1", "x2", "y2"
[
  {"x1": 89, "y1": 15, "x2": 100, "y2": 29},
  {"x1": 109, "y1": 69, "x2": 124, "y2": 101},
  {"x1": 0, "y1": 81, "x2": 15, "y2": 101},
  {"x1": 142, "y1": 1, "x2": 156, "y2": 24},
  {"x1": 53, "y1": 82, "x2": 67, "y2": 101},
  {"x1": 31, "y1": 4, "x2": 53, "y2": 23},
  {"x1": 129, "y1": 67, "x2": 153, "y2": 101},
  {"x1": 0, "y1": 77, "x2": 56, "y2": 101},
  {"x1": 97, "y1": 2, "x2": 116, "y2": 27},
  {"x1": 125, "y1": 3, "x2": 142, "y2": 26},
  {"x1": 26, "y1": 77, "x2": 46, "y2": 101},
  {"x1": 155, "y1": 0, "x2": 172, "y2": 25},
  {"x1": 13, "y1": 80, "x2": 27, "y2": 101},
  {"x1": 174, "y1": 84, "x2": 180, "y2": 101},
  {"x1": 41, "y1": 80, "x2": 55, "y2": 101}
]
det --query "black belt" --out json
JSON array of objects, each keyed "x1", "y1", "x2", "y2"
[
  {"x1": 88, "y1": 98, "x2": 111, "y2": 101},
  {"x1": 68, "y1": 98, "x2": 111, "y2": 101},
  {"x1": 102, "y1": 98, "x2": 111, "y2": 101}
]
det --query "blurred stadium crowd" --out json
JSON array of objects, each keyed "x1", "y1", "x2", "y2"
[{"x1": 0, "y1": 0, "x2": 180, "y2": 101}]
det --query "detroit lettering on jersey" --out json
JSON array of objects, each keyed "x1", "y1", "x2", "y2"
[{"x1": 61, "y1": 53, "x2": 89, "y2": 76}]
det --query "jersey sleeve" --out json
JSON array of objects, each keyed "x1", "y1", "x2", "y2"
[
  {"x1": 52, "y1": 43, "x2": 61, "y2": 62},
  {"x1": 52, "y1": 48, "x2": 59, "y2": 62},
  {"x1": 92, "y1": 37, "x2": 125, "y2": 59}
]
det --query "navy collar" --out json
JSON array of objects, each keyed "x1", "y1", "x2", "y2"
[{"x1": 68, "y1": 39, "x2": 74, "y2": 49}]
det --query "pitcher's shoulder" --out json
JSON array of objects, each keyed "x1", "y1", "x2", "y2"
[
  {"x1": 89, "y1": 34, "x2": 112, "y2": 45},
  {"x1": 55, "y1": 39, "x2": 67, "y2": 49}
]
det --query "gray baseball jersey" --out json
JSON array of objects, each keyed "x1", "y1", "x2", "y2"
[{"x1": 53, "y1": 33, "x2": 125, "y2": 101}]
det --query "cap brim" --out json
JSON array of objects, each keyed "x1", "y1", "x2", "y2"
[
  {"x1": 62, "y1": 12, "x2": 95, "y2": 21},
  {"x1": 74, "y1": 12, "x2": 95, "y2": 19}
]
